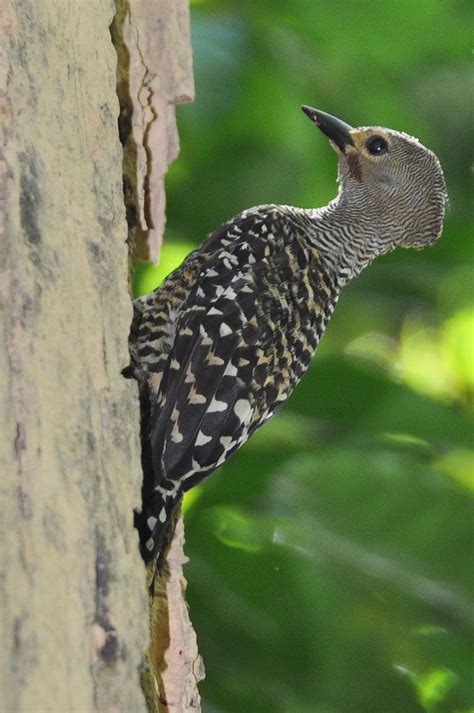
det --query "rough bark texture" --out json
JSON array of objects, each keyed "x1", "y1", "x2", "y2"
[
  {"x1": 110, "y1": 2, "x2": 203, "y2": 710},
  {"x1": 0, "y1": 0, "x2": 197, "y2": 711},
  {"x1": 142, "y1": 512, "x2": 205, "y2": 712},
  {"x1": 111, "y1": 0, "x2": 194, "y2": 262}
]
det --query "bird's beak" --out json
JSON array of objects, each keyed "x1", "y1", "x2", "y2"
[{"x1": 301, "y1": 106, "x2": 354, "y2": 153}]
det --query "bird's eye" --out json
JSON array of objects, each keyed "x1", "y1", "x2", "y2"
[{"x1": 365, "y1": 136, "x2": 388, "y2": 155}]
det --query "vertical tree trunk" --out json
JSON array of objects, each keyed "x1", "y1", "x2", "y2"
[
  {"x1": 110, "y1": 1, "x2": 202, "y2": 710},
  {"x1": 0, "y1": 1, "x2": 198, "y2": 711}
]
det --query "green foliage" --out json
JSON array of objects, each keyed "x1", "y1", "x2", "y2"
[
  {"x1": 134, "y1": 1, "x2": 473, "y2": 710},
  {"x1": 405, "y1": 666, "x2": 459, "y2": 712}
]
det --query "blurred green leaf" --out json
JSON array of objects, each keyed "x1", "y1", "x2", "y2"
[
  {"x1": 442, "y1": 309, "x2": 474, "y2": 397},
  {"x1": 207, "y1": 505, "x2": 265, "y2": 553},
  {"x1": 409, "y1": 667, "x2": 458, "y2": 712},
  {"x1": 434, "y1": 449, "x2": 474, "y2": 492}
]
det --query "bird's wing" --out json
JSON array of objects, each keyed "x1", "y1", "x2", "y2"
[
  {"x1": 135, "y1": 205, "x2": 322, "y2": 564},
  {"x1": 132, "y1": 204, "x2": 280, "y2": 394},
  {"x1": 149, "y1": 237, "x2": 291, "y2": 495}
]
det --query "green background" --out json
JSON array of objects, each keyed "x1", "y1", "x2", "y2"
[{"x1": 134, "y1": 2, "x2": 473, "y2": 711}]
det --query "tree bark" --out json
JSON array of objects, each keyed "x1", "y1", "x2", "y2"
[
  {"x1": 110, "y1": 1, "x2": 203, "y2": 710},
  {"x1": 0, "y1": 0, "x2": 199, "y2": 711}
]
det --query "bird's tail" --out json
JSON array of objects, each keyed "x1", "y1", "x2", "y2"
[
  {"x1": 134, "y1": 494, "x2": 171, "y2": 561},
  {"x1": 134, "y1": 488, "x2": 183, "y2": 591}
]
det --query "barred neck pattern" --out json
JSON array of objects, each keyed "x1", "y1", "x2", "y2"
[{"x1": 299, "y1": 198, "x2": 383, "y2": 288}]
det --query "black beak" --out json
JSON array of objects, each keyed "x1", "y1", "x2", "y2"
[{"x1": 301, "y1": 106, "x2": 354, "y2": 153}]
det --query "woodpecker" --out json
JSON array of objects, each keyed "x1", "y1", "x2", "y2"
[{"x1": 129, "y1": 107, "x2": 447, "y2": 571}]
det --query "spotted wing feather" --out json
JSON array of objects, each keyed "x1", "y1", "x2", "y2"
[
  {"x1": 150, "y1": 257, "x2": 279, "y2": 472},
  {"x1": 134, "y1": 206, "x2": 324, "y2": 563}
]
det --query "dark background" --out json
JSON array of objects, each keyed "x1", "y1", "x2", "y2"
[{"x1": 134, "y1": 2, "x2": 473, "y2": 711}]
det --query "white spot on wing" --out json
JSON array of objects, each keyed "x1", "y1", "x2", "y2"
[
  {"x1": 234, "y1": 399, "x2": 252, "y2": 424},
  {"x1": 159, "y1": 507, "x2": 167, "y2": 523},
  {"x1": 220, "y1": 322, "x2": 232, "y2": 337},
  {"x1": 208, "y1": 396, "x2": 228, "y2": 413},
  {"x1": 188, "y1": 385, "x2": 206, "y2": 404},
  {"x1": 185, "y1": 366, "x2": 195, "y2": 384},
  {"x1": 171, "y1": 421, "x2": 183, "y2": 443},
  {"x1": 219, "y1": 435, "x2": 235, "y2": 451},
  {"x1": 223, "y1": 286, "x2": 237, "y2": 300},
  {"x1": 199, "y1": 323, "x2": 212, "y2": 345},
  {"x1": 195, "y1": 430, "x2": 213, "y2": 446},
  {"x1": 147, "y1": 516, "x2": 158, "y2": 530},
  {"x1": 208, "y1": 307, "x2": 223, "y2": 316},
  {"x1": 206, "y1": 352, "x2": 225, "y2": 366},
  {"x1": 224, "y1": 361, "x2": 238, "y2": 377}
]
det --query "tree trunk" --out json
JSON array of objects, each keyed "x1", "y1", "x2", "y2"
[{"x1": 0, "y1": 1, "x2": 199, "y2": 711}]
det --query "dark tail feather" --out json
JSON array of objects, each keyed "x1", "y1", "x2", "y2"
[
  {"x1": 134, "y1": 490, "x2": 182, "y2": 590},
  {"x1": 134, "y1": 379, "x2": 183, "y2": 586},
  {"x1": 135, "y1": 487, "x2": 181, "y2": 562}
]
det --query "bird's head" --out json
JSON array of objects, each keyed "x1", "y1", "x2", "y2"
[{"x1": 302, "y1": 106, "x2": 447, "y2": 252}]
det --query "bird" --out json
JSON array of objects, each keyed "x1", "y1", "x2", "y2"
[{"x1": 128, "y1": 106, "x2": 447, "y2": 575}]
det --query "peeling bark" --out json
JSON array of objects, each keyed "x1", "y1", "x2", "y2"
[
  {"x1": 111, "y1": 0, "x2": 194, "y2": 262},
  {"x1": 110, "y1": 2, "x2": 202, "y2": 709}
]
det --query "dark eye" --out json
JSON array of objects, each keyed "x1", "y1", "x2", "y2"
[{"x1": 365, "y1": 136, "x2": 388, "y2": 155}]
